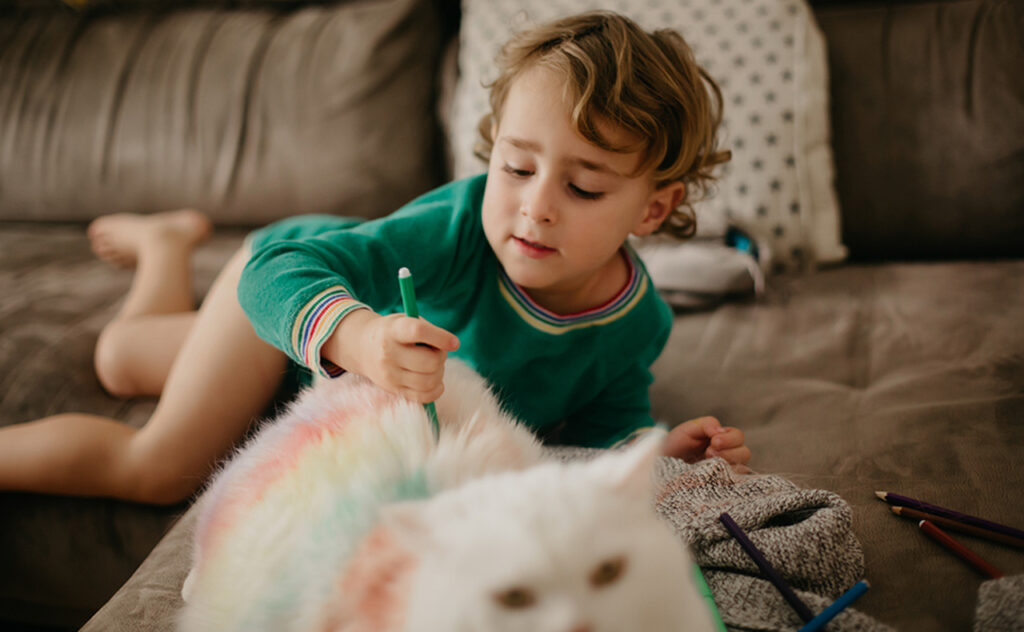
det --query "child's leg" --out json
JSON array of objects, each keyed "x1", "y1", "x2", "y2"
[
  {"x1": 88, "y1": 209, "x2": 211, "y2": 396},
  {"x1": 94, "y1": 314, "x2": 196, "y2": 397},
  {"x1": 0, "y1": 248, "x2": 288, "y2": 504}
]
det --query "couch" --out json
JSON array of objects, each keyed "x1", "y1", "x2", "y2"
[{"x1": 1, "y1": 0, "x2": 1021, "y2": 630}]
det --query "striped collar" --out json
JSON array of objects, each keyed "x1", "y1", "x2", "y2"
[{"x1": 497, "y1": 246, "x2": 648, "y2": 334}]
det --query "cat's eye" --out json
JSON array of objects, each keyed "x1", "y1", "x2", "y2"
[
  {"x1": 493, "y1": 587, "x2": 536, "y2": 609},
  {"x1": 589, "y1": 556, "x2": 627, "y2": 587}
]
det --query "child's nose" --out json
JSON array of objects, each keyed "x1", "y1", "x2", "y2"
[
  {"x1": 520, "y1": 204, "x2": 554, "y2": 223},
  {"x1": 521, "y1": 182, "x2": 557, "y2": 224}
]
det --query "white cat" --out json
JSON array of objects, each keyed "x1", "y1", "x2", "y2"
[{"x1": 179, "y1": 360, "x2": 716, "y2": 632}]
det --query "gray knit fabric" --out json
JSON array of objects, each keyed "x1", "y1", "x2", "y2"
[
  {"x1": 974, "y1": 575, "x2": 1024, "y2": 632},
  {"x1": 551, "y1": 448, "x2": 893, "y2": 631}
]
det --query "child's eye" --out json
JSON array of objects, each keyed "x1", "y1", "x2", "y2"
[
  {"x1": 570, "y1": 183, "x2": 604, "y2": 200},
  {"x1": 502, "y1": 164, "x2": 533, "y2": 178}
]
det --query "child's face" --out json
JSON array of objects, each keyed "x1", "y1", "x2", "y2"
[{"x1": 482, "y1": 64, "x2": 682, "y2": 312}]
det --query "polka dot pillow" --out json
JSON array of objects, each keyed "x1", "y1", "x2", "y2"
[{"x1": 451, "y1": 0, "x2": 847, "y2": 272}]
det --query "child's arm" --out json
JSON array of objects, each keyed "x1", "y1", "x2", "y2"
[
  {"x1": 239, "y1": 230, "x2": 460, "y2": 401},
  {"x1": 237, "y1": 179, "x2": 482, "y2": 392}
]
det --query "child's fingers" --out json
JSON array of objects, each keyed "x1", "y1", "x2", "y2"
[
  {"x1": 386, "y1": 347, "x2": 445, "y2": 398},
  {"x1": 709, "y1": 426, "x2": 745, "y2": 451},
  {"x1": 681, "y1": 416, "x2": 725, "y2": 440},
  {"x1": 663, "y1": 421, "x2": 716, "y2": 463},
  {"x1": 397, "y1": 370, "x2": 446, "y2": 403},
  {"x1": 397, "y1": 384, "x2": 445, "y2": 404},
  {"x1": 705, "y1": 427, "x2": 750, "y2": 464},
  {"x1": 395, "y1": 316, "x2": 460, "y2": 351},
  {"x1": 398, "y1": 344, "x2": 448, "y2": 375},
  {"x1": 706, "y1": 444, "x2": 752, "y2": 466}
]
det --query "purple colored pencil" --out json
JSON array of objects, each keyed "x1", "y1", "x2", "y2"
[
  {"x1": 875, "y1": 492, "x2": 1024, "y2": 540},
  {"x1": 719, "y1": 512, "x2": 815, "y2": 623}
]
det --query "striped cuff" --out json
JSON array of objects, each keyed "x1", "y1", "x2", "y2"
[{"x1": 291, "y1": 286, "x2": 369, "y2": 378}]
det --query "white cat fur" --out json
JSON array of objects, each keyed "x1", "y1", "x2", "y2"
[{"x1": 179, "y1": 360, "x2": 716, "y2": 632}]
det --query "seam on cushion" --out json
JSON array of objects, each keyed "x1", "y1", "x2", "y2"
[
  {"x1": 42, "y1": 15, "x2": 90, "y2": 182},
  {"x1": 224, "y1": 12, "x2": 284, "y2": 201},
  {"x1": 963, "y1": 0, "x2": 989, "y2": 118},
  {"x1": 186, "y1": 11, "x2": 225, "y2": 155},
  {"x1": 2, "y1": 17, "x2": 45, "y2": 165},
  {"x1": 100, "y1": 12, "x2": 162, "y2": 183}
]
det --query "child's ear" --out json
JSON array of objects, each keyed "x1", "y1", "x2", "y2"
[{"x1": 632, "y1": 181, "x2": 685, "y2": 237}]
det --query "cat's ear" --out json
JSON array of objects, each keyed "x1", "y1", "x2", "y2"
[
  {"x1": 379, "y1": 500, "x2": 436, "y2": 552},
  {"x1": 593, "y1": 428, "x2": 666, "y2": 497}
]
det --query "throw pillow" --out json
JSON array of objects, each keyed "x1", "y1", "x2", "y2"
[{"x1": 451, "y1": 0, "x2": 847, "y2": 272}]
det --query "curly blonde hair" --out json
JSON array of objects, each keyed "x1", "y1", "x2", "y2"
[{"x1": 475, "y1": 11, "x2": 730, "y2": 239}]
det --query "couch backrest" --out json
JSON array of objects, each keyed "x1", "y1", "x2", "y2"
[
  {"x1": 0, "y1": 0, "x2": 448, "y2": 225},
  {"x1": 814, "y1": 0, "x2": 1024, "y2": 260},
  {"x1": 2, "y1": 0, "x2": 1021, "y2": 262}
]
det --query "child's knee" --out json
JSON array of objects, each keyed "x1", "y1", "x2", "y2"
[
  {"x1": 121, "y1": 443, "x2": 204, "y2": 505},
  {"x1": 128, "y1": 465, "x2": 201, "y2": 505},
  {"x1": 93, "y1": 325, "x2": 140, "y2": 398}
]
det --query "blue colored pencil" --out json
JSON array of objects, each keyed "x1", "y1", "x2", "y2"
[
  {"x1": 798, "y1": 580, "x2": 870, "y2": 632},
  {"x1": 719, "y1": 512, "x2": 815, "y2": 622},
  {"x1": 397, "y1": 267, "x2": 440, "y2": 439}
]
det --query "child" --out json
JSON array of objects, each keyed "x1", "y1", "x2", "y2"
[{"x1": 0, "y1": 11, "x2": 749, "y2": 504}]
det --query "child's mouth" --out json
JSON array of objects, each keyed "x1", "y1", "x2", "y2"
[{"x1": 513, "y1": 236, "x2": 556, "y2": 258}]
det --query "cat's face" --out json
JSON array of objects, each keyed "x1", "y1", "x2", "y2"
[{"x1": 383, "y1": 433, "x2": 715, "y2": 632}]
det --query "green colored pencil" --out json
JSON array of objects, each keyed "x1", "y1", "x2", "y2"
[
  {"x1": 398, "y1": 267, "x2": 440, "y2": 439},
  {"x1": 693, "y1": 565, "x2": 728, "y2": 632}
]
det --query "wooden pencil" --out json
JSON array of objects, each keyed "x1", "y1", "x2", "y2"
[
  {"x1": 876, "y1": 491, "x2": 1024, "y2": 540},
  {"x1": 719, "y1": 512, "x2": 815, "y2": 622},
  {"x1": 891, "y1": 506, "x2": 1024, "y2": 549},
  {"x1": 918, "y1": 520, "x2": 1005, "y2": 579}
]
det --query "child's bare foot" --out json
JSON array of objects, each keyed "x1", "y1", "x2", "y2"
[{"x1": 87, "y1": 209, "x2": 213, "y2": 268}]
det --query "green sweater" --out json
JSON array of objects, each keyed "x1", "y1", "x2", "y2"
[{"x1": 239, "y1": 175, "x2": 673, "y2": 448}]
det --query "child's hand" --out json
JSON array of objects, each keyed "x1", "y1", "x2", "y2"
[
  {"x1": 327, "y1": 309, "x2": 460, "y2": 403},
  {"x1": 661, "y1": 416, "x2": 751, "y2": 468}
]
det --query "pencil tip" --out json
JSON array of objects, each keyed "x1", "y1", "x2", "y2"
[
  {"x1": 875, "y1": 491, "x2": 886, "y2": 500},
  {"x1": 890, "y1": 506, "x2": 900, "y2": 515}
]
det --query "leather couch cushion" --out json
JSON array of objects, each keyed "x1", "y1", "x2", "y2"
[
  {"x1": 651, "y1": 259, "x2": 1024, "y2": 629},
  {"x1": 0, "y1": 0, "x2": 445, "y2": 225},
  {"x1": 815, "y1": 0, "x2": 1024, "y2": 260}
]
